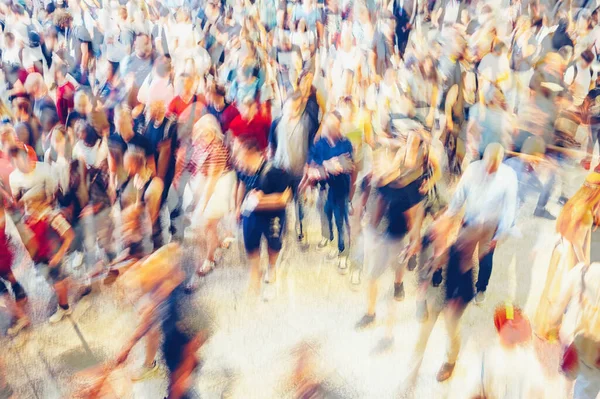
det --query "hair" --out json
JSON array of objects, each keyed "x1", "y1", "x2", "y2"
[
  {"x1": 155, "y1": 56, "x2": 171, "y2": 78},
  {"x1": 582, "y1": 49, "x2": 595, "y2": 64},
  {"x1": 8, "y1": 145, "x2": 26, "y2": 158},
  {"x1": 125, "y1": 145, "x2": 147, "y2": 168},
  {"x1": 4, "y1": 32, "x2": 14, "y2": 42},
  {"x1": 24, "y1": 72, "x2": 45, "y2": 94},
  {"x1": 53, "y1": 9, "x2": 73, "y2": 28},
  {"x1": 238, "y1": 137, "x2": 263, "y2": 153}
]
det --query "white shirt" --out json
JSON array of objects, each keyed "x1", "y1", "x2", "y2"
[
  {"x1": 565, "y1": 63, "x2": 592, "y2": 106},
  {"x1": 9, "y1": 162, "x2": 56, "y2": 201},
  {"x1": 448, "y1": 160, "x2": 518, "y2": 239}
]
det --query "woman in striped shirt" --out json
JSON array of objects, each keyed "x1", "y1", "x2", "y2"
[{"x1": 186, "y1": 114, "x2": 236, "y2": 284}]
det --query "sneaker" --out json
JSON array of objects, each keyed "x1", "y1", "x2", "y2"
[
  {"x1": 49, "y1": 306, "x2": 72, "y2": 324},
  {"x1": 220, "y1": 237, "x2": 235, "y2": 249},
  {"x1": 7, "y1": 317, "x2": 30, "y2": 337},
  {"x1": 262, "y1": 281, "x2": 277, "y2": 302},
  {"x1": 407, "y1": 255, "x2": 417, "y2": 272},
  {"x1": 534, "y1": 207, "x2": 556, "y2": 220},
  {"x1": 338, "y1": 255, "x2": 349, "y2": 275},
  {"x1": 350, "y1": 268, "x2": 362, "y2": 286},
  {"x1": 416, "y1": 300, "x2": 428, "y2": 323},
  {"x1": 436, "y1": 362, "x2": 455, "y2": 382},
  {"x1": 327, "y1": 248, "x2": 339, "y2": 260},
  {"x1": 558, "y1": 196, "x2": 568, "y2": 206},
  {"x1": 198, "y1": 260, "x2": 215, "y2": 276},
  {"x1": 474, "y1": 291, "x2": 485, "y2": 305},
  {"x1": 71, "y1": 251, "x2": 84, "y2": 269},
  {"x1": 393, "y1": 282, "x2": 405, "y2": 302},
  {"x1": 355, "y1": 314, "x2": 376, "y2": 330},
  {"x1": 131, "y1": 361, "x2": 159, "y2": 381},
  {"x1": 317, "y1": 238, "x2": 330, "y2": 249}
]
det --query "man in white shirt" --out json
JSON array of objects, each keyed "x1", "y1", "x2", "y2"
[
  {"x1": 8, "y1": 146, "x2": 56, "y2": 204},
  {"x1": 478, "y1": 41, "x2": 512, "y2": 98},
  {"x1": 443, "y1": 143, "x2": 518, "y2": 304},
  {"x1": 564, "y1": 49, "x2": 595, "y2": 107}
]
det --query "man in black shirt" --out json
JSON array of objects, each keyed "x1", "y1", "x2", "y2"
[{"x1": 235, "y1": 137, "x2": 292, "y2": 299}]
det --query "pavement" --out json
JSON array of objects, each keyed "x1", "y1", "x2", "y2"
[{"x1": 0, "y1": 161, "x2": 588, "y2": 399}]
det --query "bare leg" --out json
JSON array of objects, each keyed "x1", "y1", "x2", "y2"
[
  {"x1": 53, "y1": 280, "x2": 69, "y2": 308},
  {"x1": 205, "y1": 219, "x2": 220, "y2": 263},
  {"x1": 144, "y1": 327, "x2": 161, "y2": 368},
  {"x1": 266, "y1": 249, "x2": 280, "y2": 283},
  {"x1": 367, "y1": 279, "x2": 378, "y2": 316},
  {"x1": 248, "y1": 252, "x2": 261, "y2": 295}
]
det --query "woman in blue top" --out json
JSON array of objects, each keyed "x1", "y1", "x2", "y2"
[{"x1": 307, "y1": 111, "x2": 354, "y2": 271}]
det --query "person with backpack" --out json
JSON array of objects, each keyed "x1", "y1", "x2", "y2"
[{"x1": 564, "y1": 49, "x2": 595, "y2": 107}]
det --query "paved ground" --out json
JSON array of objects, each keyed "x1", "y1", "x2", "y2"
[{"x1": 0, "y1": 160, "x2": 588, "y2": 399}]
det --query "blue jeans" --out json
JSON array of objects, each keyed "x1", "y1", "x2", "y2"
[{"x1": 324, "y1": 185, "x2": 350, "y2": 253}]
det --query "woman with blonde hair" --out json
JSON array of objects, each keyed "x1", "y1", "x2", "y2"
[
  {"x1": 535, "y1": 172, "x2": 600, "y2": 339},
  {"x1": 185, "y1": 114, "x2": 236, "y2": 287}
]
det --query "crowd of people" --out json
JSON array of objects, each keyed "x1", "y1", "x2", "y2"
[{"x1": 1, "y1": 0, "x2": 600, "y2": 397}]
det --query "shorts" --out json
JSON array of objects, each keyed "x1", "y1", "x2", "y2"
[
  {"x1": 37, "y1": 261, "x2": 66, "y2": 284},
  {"x1": 243, "y1": 213, "x2": 286, "y2": 254},
  {"x1": 364, "y1": 227, "x2": 408, "y2": 280}
]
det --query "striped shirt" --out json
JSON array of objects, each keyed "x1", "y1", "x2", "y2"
[{"x1": 186, "y1": 139, "x2": 231, "y2": 177}]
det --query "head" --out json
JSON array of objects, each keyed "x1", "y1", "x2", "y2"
[
  {"x1": 123, "y1": 145, "x2": 147, "y2": 176},
  {"x1": 494, "y1": 304, "x2": 532, "y2": 348},
  {"x1": 3, "y1": 31, "x2": 14, "y2": 47},
  {"x1": 9, "y1": 145, "x2": 34, "y2": 173},
  {"x1": 207, "y1": 85, "x2": 226, "y2": 109},
  {"x1": 154, "y1": 56, "x2": 172, "y2": 79},
  {"x1": 492, "y1": 41, "x2": 506, "y2": 56},
  {"x1": 482, "y1": 143, "x2": 504, "y2": 175},
  {"x1": 235, "y1": 137, "x2": 264, "y2": 173},
  {"x1": 297, "y1": 70, "x2": 314, "y2": 99},
  {"x1": 181, "y1": 73, "x2": 196, "y2": 95},
  {"x1": 50, "y1": 125, "x2": 68, "y2": 155},
  {"x1": 134, "y1": 33, "x2": 152, "y2": 59},
  {"x1": 285, "y1": 90, "x2": 304, "y2": 119},
  {"x1": 239, "y1": 96, "x2": 259, "y2": 121},
  {"x1": 54, "y1": 62, "x2": 68, "y2": 84},
  {"x1": 75, "y1": 120, "x2": 100, "y2": 147},
  {"x1": 192, "y1": 114, "x2": 223, "y2": 145},
  {"x1": 24, "y1": 73, "x2": 46, "y2": 98},
  {"x1": 74, "y1": 91, "x2": 91, "y2": 114},
  {"x1": 322, "y1": 111, "x2": 342, "y2": 140},
  {"x1": 521, "y1": 136, "x2": 546, "y2": 164},
  {"x1": 0, "y1": 125, "x2": 17, "y2": 152},
  {"x1": 53, "y1": 10, "x2": 73, "y2": 30},
  {"x1": 148, "y1": 100, "x2": 166, "y2": 122},
  {"x1": 115, "y1": 105, "x2": 134, "y2": 140},
  {"x1": 581, "y1": 49, "x2": 595, "y2": 69}
]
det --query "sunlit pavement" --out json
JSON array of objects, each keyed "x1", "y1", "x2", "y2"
[{"x1": 0, "y1": 165, "x2": 586, "y2": 399}]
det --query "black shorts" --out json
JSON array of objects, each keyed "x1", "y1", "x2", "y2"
[{"x1": 242, "y1": 213, "x2": 286, "y2": 253}]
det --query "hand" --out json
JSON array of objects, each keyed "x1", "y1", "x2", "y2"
[
  {"x1": 425, "y1": 114, "x2": 434, "y2": 129},
  {"x1": 446, "y1": 119, "x2": 454, "y2": 132},
  {"x1": 49, "y1": 256, "x2": 60, "y2": 268},
  {"x1": 236, "y1": 207, "x2": 242, "y2": 224},
  {"x1": 80, "y1": 205, "x2": 94, "y2": 218},
  {"x1": 419, "y1": 179, "x2": 431, "y2": 194}
]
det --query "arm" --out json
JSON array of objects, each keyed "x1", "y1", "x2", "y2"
[
  {"x1": 144, "y1": 178, "x2": 164, "y2": 224},
  {"x1": 80, "y1": 42, "x2": 90, "y2": 73},
  {"x1": 426, "y1": 85, "x2": 439, "y2": 128},
  {"x1": 494, "y1": 170, "x2": 518, "y2": 240},
  {"x1": 253, "y1": 187, "x2": 293, "y2": 211},
  {"x1": 446, "y1": 164, "x2": 472, "y2": 218},
  {"x1": 235, "y1": 181, "x2": 246, "y2": 220},
  {"x1": 445, "y1": 85, "x2": 459, "y2": 131},
  {"x1": 49, "y1": 226, "x2": 75, "y2": 267}
]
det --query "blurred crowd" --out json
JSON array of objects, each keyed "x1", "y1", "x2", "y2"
[{"x1": 1, "y1": 0, "x2": 600, "y2": 397}]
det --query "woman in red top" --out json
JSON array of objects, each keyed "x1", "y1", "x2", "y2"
[{"x1": 185, "y1": 115, "x2": 236, "y2": 288}]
